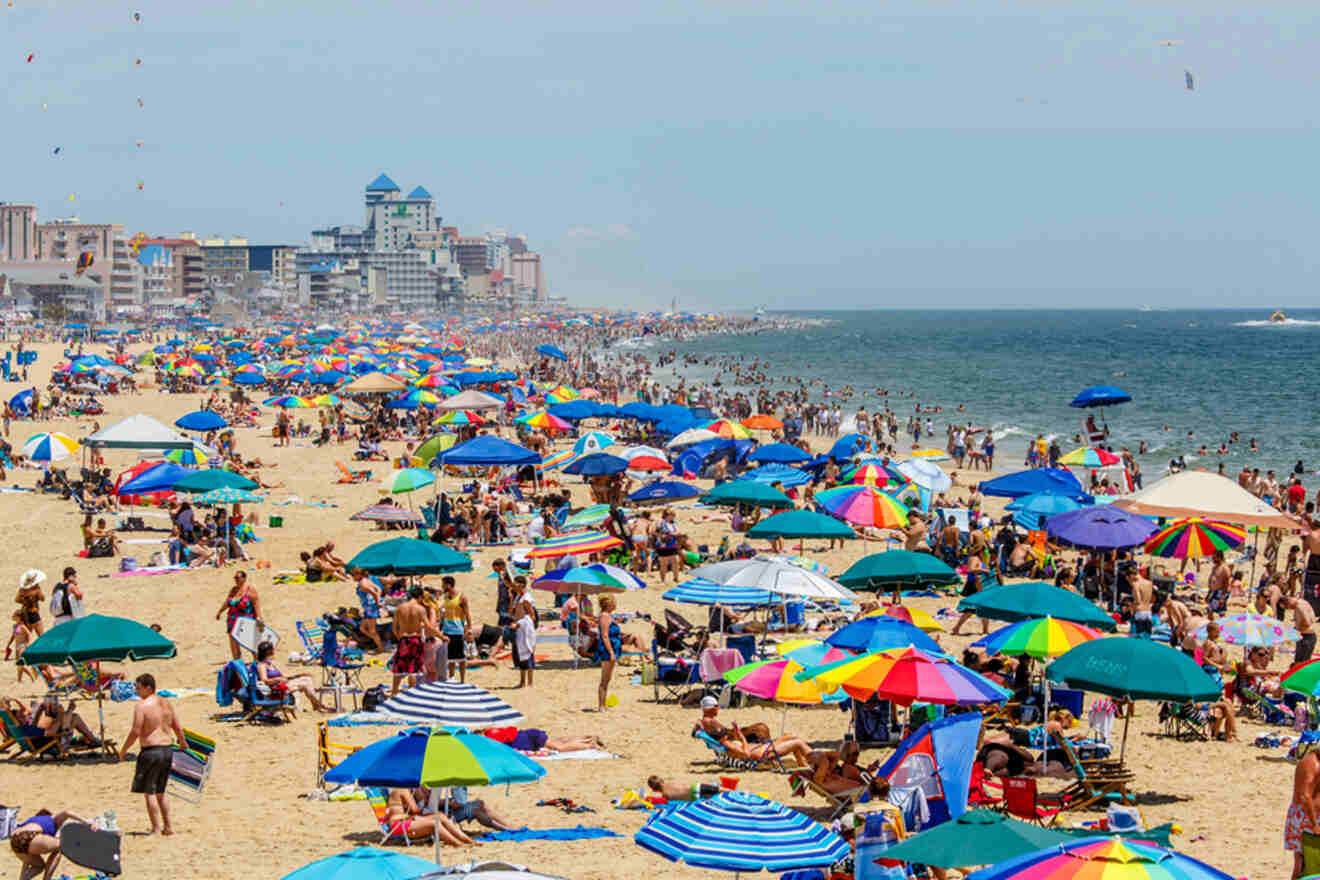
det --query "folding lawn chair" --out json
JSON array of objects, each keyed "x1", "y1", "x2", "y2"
[
  {"x1": 365, "y1": 787, "x2": 431, "y2": 846},
  {"x1": 1002, "y1": 776, "x2": 1064, "y2": 826},
  {"x1": 650, "y1": 640, "x2": 698, "y2": 703},
  {"x1": 1239, "y1": 685, "x2": 1293, "y2": 725},
  {"x1": 0, "y1": 708, "x2": 112, "y2": 763},
  {"x1": 167, "y1": 728, "x2": 216, "y2": 803},
  {"x1": 691, "y1": 728, "x2": 787, "y2": 773},
  {"x1": 319, "y1": 628, "x2": 365, "y2": 712},
  {"x1": 1158, "y1": 700, "x2": 1209, "y2": 742},
  {"x1": 336, "y1": 461, "x2": 371, "y2": 483},
  {"x1": 220, "y1": 660, "x2": 295, "y2": 723},
  {"x1": 787, "y1": 768, "x2": 866, "y2": 821},
  {"x1": 967, "y1": 760, "x2": 1003, "y2": 809},
  {"x1": 1051, "y1": 732, "x2": 1135, "y2": 807},
  {"x1": 317, "y1": 721, "x2": 362, "y2": 790},
  {"x1": 296, "y1": 620, "x2": 326, "y2": 663}
]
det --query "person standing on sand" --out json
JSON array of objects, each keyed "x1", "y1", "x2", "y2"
[
  {"x1": 1129, "y1": 568, "x2": 1155, "y2": 638},
  {"x1": 1287, "y1": 596, "x2": 1317, "y2": 666},
  {"x1": 119, "y1": 673, "x2": 185, "y2": 836},
  {"x1": 1287, "y1": 736, "x2": 1320, "y2": 879},
  {"x1": 391, "y1": 587, "x2": 432, "y2": 695}
]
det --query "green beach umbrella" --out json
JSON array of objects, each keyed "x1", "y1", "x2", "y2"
[
  {"x1": 347, "y1": 537, "x2": 472, "y2": 575},
  {"x1": 380, "y1": 467, "x2": 436, "y2": 494},
  {"x1": 563, "y1": 503, "x2": 612, "y2": 529},
  {"x1": 415, "y1": 432, "x2": 458, "y2": 466},
  {"x1": 1046, "y1": 637, "x2": 1221, "y2": 761},
  {"x1": 172, "y1": 468, "x2": 259, "y2": 493},
  {"x1": 877, "y1": 809, "x2": 1073, "y2": 869},
  {"x1": 746, "y1": 509, "x2": 855, "y2": 540},
  {"x1": 701, "y1": 480, "x2": 793, "y2": 509},
  {"x1": 837, "y1": 550, "x2": 960, "y2": 593},
  {"x1": 1282, "y1": 658, "x2": 1320, "y2": 696},
  {"x1": 18, "y1": 613, "x2": 176, "y2": 665},
  {"x1": 957, "y1": 581, "x2": 1117, "y2": 632}
]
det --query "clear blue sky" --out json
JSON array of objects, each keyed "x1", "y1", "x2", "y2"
[{"x1": 6, "y1": 2, "x2": 1317, "y2": 309}]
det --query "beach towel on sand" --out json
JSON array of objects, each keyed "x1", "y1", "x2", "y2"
[{"x1": 477, "y1": 825, "x2": 620, "y2": 842}]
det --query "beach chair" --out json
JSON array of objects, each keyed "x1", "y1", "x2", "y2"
[
  {"x1": 0, "y1": 709, "x2": 59, "y2": 763},
  {"x1": 967, "y1": 761, "x2": 1003, "y2": 809},
  {"x1": 365, "y1": 787, "x2": 430, "y2": 846},
  {"x1": 317, "y1": 722, "x2": 362, "y2": 790},
  {"x1": 336, "y1": 461, "x2": 371, "y2": 484},
  {"x1": 788, "y1": 769, "x2": 866, "y2": 821},
  {"x1": 222, "y1": 660, "x2": 295, "y2": 723},
  {"x1": 1238, "y1": 685, "x2": 1293, "y2": 725},
  {"x1": 1052, "y1": 733, "x2": 1134, "y2": 807},
  {"x1": 1158, "y1": 701, "x2": 1209, "y2": 742},
  {"x1": 318, "y1": 628, "x2": 365, "y2": 712},
  {"x1": 691, "y1": 728, "x2": 786, "y2": 773},
  {"x1": 1002, "y1": 776, "x2": 1064, "y2": 826},
  {"x1": 296, "y1": 620, "x2": 326, "y2": 663},
  {"x1": 167, "y1": 729, "x2": 216, "y2": 803},
  {"x1": 650, "y1": 640, "x2": 697, "y2": 703}
]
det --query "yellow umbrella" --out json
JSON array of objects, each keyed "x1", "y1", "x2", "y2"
[{"x1": 862, "y1": 604, "x2": 943, "y2": 632}]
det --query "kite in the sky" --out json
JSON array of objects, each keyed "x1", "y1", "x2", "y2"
[
  {"x1": 75, "y1": 252, "x2": 94, "y2": 276},
  {"x1": 26, "y1": 53, "x2": 33, "y2": 62},
  {"x1": 137, "y1": 97, "x2": 144, "y2": 108},
  {"x1": 1159, "y1": 40, "x2": 1182, "y2": 46},
  {"x1": 1185, "y1": 69, "x2": 1194, "y2": 90},
  {"x1": 52, "y1": 147, "x2": 60, "y2": 155},
  {"x1": 136, "y1": 182, "x2": 144, "y2": 191},
  {"x1": 133, "y1": 11, "x2": 141, "y2": 22},
  {"x1": 135, "y1": 58, "x2": 142, "y2": 66}
]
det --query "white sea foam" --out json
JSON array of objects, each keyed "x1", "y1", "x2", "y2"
[{"x1": 1233, "y1": 318, "x2": 1320, "y2": 327}]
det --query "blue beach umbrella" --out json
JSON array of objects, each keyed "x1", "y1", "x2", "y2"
[
  {"x1": 1006, "y1": 491, "x2": 1089, "y2": 531},
  {"x1": 173, "y1": 410, "x2": 228, "y2": 431},
  {"x1": 279, "y1": 848, "x2": 437, "y2": 880},
  {"x1": 629, "y1": 480, "x2": 701, "y2": 505},
  {"x1": 563, "y1": 453, "x2": 629, "y2": 476},
  {"x1": 825, "y1": 615, "x2": 945, "y2": 655},
  {"x1": 739, "y1": 463, "x2": 811, "y2": 488},
  {"x1": 376, "y1": 681, "x2": 523, "y2": 727},
  {"x1": 662, "y1": 578, "x2": 773, "y2": 607},
  {"x1": 535, "y1": 344, "x2": 569, "y2": 361},
  {"x1": 635, "y1": 791, "x2": 849, "y2": 872},
  {"x1": 747, "y1": 442, "x2": 813, "y2": 464},
  {"x1": 1046, "y1": 504, "x2": 1158, "y2": 550},
  {"x1": 1070, "y1": 385, "x2": 1132, "y2": 408}
]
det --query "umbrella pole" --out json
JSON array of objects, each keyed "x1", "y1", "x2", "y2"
[
  {"x1": 1119, "y1": 704, "x2": 1132, "y2": 764},
  {"x1": 573, "y1": 586, "x2": 581, "y2": 671}
]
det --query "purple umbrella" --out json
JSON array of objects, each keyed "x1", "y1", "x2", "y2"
[{"x1": 1045, "y1": 505, "x2": 1157, "y2": 549}]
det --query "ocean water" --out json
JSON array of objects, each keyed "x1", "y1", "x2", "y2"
[{"x1": 655, "y1": 308, "x2": 1320, "y2": 483}]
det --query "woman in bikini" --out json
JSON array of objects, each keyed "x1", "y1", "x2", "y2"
[
  {"x1": 9, "y1": 808, "x2": 91, "y2": 880},
  {"x1": 215, "y1": 571, "x2": 261, "y2": 660},
  {"x1": 15, "y1": 570, "x2": 45, "y2": 639},
  {"x1": 720, "y1": 723, "x2": 815, "y2": 768},
  {"x1": 385, "y1": 788, "x2": 478, "y2": 847}
]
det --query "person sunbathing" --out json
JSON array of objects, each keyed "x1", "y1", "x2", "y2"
[
  {"x1": 976, "y1": 732, "x2": 1069, "y2": 779},
  {"x1": 694, "y1": 696, "x2": 772, "y2": 744},
  {"x1": 495, "y1": 728, "x2": 606, "y2": 752},
  {"x1": 720, "y1": 722, "x2": 813, "y2": 768},
  {"x1": 385, "y1": 788, "x2": 478, "y2": 847},
  {"x1": 647, "y1": 775, "x2": 721, "y2": 801},
  {"x1": 809, "y1": 740, "x2": 869, "y2": 794},
  {"x1": 254, "y1": 643, "x2": 331, "y2": 712},
  {"x1": 30, "y1": 696, "x2": 102, "y2": 746},
  {"x1": 440, "y1": 785, "x2": 516, "y2": 831}
]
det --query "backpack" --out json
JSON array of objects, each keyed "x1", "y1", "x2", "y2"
[{"x1": 50, "y1": 582, "x2": 75, "y2": 618}]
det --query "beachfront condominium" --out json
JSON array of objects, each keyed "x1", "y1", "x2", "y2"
[
  {"x1": 0, "y1": 204, "x2": 38, "y2": 262},
  {"x1": 33, "y1": 218, "x2": 142, "y2": 320}
]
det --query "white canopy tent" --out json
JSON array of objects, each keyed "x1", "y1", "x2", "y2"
[
  {"x1": 1113, "y1": 470, "x2": 1293, "y2": 529},
  {"x1": 82, "y1": 414, "x2": 197, "y2": 450}
]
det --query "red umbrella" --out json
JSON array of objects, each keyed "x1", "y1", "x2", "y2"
[{"x1": 629, "y1": 455, "x2": 670, "y2": 471}]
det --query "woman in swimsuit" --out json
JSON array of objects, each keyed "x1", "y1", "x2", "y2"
[
  {"x1": 9, "y1": 808, "x2": 90, "y2": 880},
  {"x1": 720, "y1": 723, "x2": 814, "y2": 768},
  {"x1": 15, "y1": 570, "x2": 45, "y2": 638},
  {"x1": 384, "y1": 788, "x2": 477, "y2": 847},
  {"x1": 214, "y1": 571, "x2": 261, "y2": 660},
  {"x1": 352, "y1": 568, "x2": 384, "y2": 651},
  {"x1": 255, "y1": 642, "x2": 330, "y2": 712},
  {"x1": 594, "y1": 596, "x2": 621, "y2": 711}
]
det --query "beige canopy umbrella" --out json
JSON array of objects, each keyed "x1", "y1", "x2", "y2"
[
  {"x1": 436, "y1": 389, "x2": 504, "y2": 411},
  {"x1": 341, "y1": 372, "x2": 407, "y2": 394},
  {"x1": 1112, "y1": 470, "x2": 1294, "y2": 529}
]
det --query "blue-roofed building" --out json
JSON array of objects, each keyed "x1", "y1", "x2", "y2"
[
  {"x1": 365, "y1": 173, "x2": 400, "y2": 193},
  {"x1": 407, "y1": 185, "x2": 432, "y2": 199}
]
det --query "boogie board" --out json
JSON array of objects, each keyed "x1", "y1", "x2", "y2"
[
  {"x1": 230, "y1": 617, "x2": 280, "y2": 655},
  {"x1": 59, "y1": 822, "x2": 122, "y2": 876}
]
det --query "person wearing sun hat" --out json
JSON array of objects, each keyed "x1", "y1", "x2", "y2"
[
  {"x1": 1287, "y1": 729, "x2": 1320, "y2": 879},
  {"x1": 16, "y1": 569, "x2": 47, "y2": 637}
]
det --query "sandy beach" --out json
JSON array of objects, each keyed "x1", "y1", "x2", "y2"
[{"x1": 0, "y1": 338, "x2": 1297, "y2": 880}]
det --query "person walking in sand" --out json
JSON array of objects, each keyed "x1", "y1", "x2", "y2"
[
  {"x1": 1287, "y1": 736, "x2": 1320, "y2": 878},
  {"x1": 119, "y1": 673, "x2": 186, "y2": 836},
  {"x1": 391, "y1": 587, "x2": 433, "y2": 695}
]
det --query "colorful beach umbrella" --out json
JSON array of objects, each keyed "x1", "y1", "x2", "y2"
[
  {"x1": 350, "y1": 504, "x2": 424, "y2": 525},
  {"x1": 724, "y1": 658, "x2": 846, "y2": 704},
  {"x1": 536, "y1": 449, "x2": 578, "y2": 472},
  {"x1": 865, "y1": 604, "x2": 943, "y2": 633},
  {"x1": 1191, "y1": 612, "x2": 1298, "y2": 648},
  {"x1": 279, "y1": 848, "x2": 439, "y2": 880},
  {"x1": 775, "y1": 638, "x2": 852, "y2": 668},
  {"x1": 635, "y1": 791, "x2": 849, "y2": 872},
  {"x1": 701, "y1": 419, "x2": 752, "y2": 439},
  {"x1": 795, "y1": 646, "x2": 1010, "y2": 706},
  {"x1": 163, "y1": 443, "x2": 211, "y2": 466},
  {"x1": 741, "y1": 414, "x2": 783, "y2": 431},
  {"x1": 965, "y1": 835, "x2": 1233, "y2": 880},
  {"x1": 380, "y1": 467, "x2": 436, "y2": 494},
  {"x1": 662, "y1": 578, "x2": 773, "y2": 607},
  {"x1": 323, "y1": 725, "x2": 544, "y2": 789},
  {"x1": 1058, "y1": 446, "x2": 1122, "y2": 467},
  {"x1": 532, "y1": 565, "x2": 637, "y2": 594},
  {"x1": 520, "y1": 411, "x2": 572, "y2": 431},
  {"x1": 1282, "y1": 658, "x2": 1320, "y2": 696},
  {"x1": 562, "y1": 503, "x2": 612, "y2": 529},
  {"x1": 433, "y1": 409, "x2": 484, "y2": 426},
  {"x1": 1143, "y1": 517, "x2": 1247, "y2": 559},
  {"x1": 263, "y1": 394, "x2": 312, "y2": 408},
  {"x1": 21, "y1": 432, "x2": 80, "y2": 462},
  {"x1": 525, "y1": 529, "x2": 623, "y2": 558},
  {"x1": 973, "y1": 616, "x2": 1104, "y2": 660},
  {"x1": 191, "y1": 486, "x2": 262, "y2": 505},
  {"x1": 814, "y1": 484, "x2": 910, "y2": 529}
]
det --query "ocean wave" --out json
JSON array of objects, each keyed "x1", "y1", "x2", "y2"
[
  {"x1": 1233, "y1": 319, "x2": 1320, "y2": 327},
  {"x1": 990, "y1": 423, "x2": 1032, "y2": 438}
]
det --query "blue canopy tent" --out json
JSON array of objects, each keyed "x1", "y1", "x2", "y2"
[
  {"x1": 1005, "y1": 491, "x2": 1092, "y2": 531},
  {"x1": 670, "y1": 437, "x2": 749, "y2": 479},
  {"x1": 548, "y1": 400, "x2": 604, "y2": 421},
  {"x1": 117, "y1": 462, "x2": 194, "y2": 496},
  {"x1": 873, "y1": 712, "x2": 980, "y2": 833},
  {"x1": 437, "y1": 435, "x2": 540, "y2": 467},
  {"x1": 978, "y1": 468, "x2": 1087, "y2": 501}
]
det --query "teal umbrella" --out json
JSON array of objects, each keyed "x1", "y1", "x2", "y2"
[
  {"x1": 877, "y1": 809, "x2": 1073, "y2": 869},
  {"x1": 701, "y1": 480, "x2": 793, "y2": 509},
  {"x1": 1046, "y1": 637, "x2": 1221, "y2": 761},
  {"x1": 957, "y1": 581, "x2": 1117, "y2": 632},
  {"x1": 347, "y1": 537, "x2": 472, "y2": 574},
  {"x1": 746, "y1": 509, "x2": 855, "y2": 540},
  {"x1": 18, "y1": 613, "x2": 176, "y2": 665},
  {"x1": 837, "y1": 550, "x2": 960, "y2": 604},
  {"x1": 191, "y1": 486, "x2": 262, "y2": 505},
  {"x1": 172, "y1": 469, "x2": 258, "y2": 493},
  {"x1": 279, "y1": 847, "x2": 437, "y2": 880}
]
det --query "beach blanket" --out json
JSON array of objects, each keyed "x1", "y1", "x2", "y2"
[
  {"x1": 326, "y1": 711, "x2": 412, "y2": 727},
  {"x1": 110, "y1": 565, "x2": 188, "y2": 577},
  {"x1": 521, "y1": 748, "x2": 616, "y2": 761},
  {"x1": 0, "y1": 487, "x2": 35, "y2": 493},
  {"x1": 121, "y1": 538, "x2": 168, "y2": 544},
  {"x1": 477, "y1": 826, "x2": 620, "y2": 842}
]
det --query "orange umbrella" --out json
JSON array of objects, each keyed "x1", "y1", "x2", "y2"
[{"x1": 742, "y1": 414, "x2": 783, "y2": 431}]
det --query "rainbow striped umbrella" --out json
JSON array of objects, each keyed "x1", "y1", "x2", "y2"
[
  {"x1": 563, "y1": 503, "x2": 612, "y2": 529},
  {"x1": 702, "y1": 419, "x2": 752, "y2": 439},
  {"x1": 21, "y1": 432, "x2": 80, "y2": 462},
  {"x1": 967, "y1": 835, "x2": 1234, "y2": 880},
  {"x1": 724, "y1": 659, "x2": 847, "y2": 704},
  {"x1": 163, "y1": 443, "x2": 212, "y2": 466},
  {"x1": 815, "y1": 485, "x2": 909, "y2": 529},
  {"x1": 525, "y1": 529, "x2": 624, "y2": 559},
  {"x1": 844, "y1": 462, "x2": 905, "y2": 487},
  {"x1": 1058, "y1": 445, "x2": 1122, "y2": 467},
  {"x1": 537, "y1": 449, "x2": 578, "y2": 472},
  {"x1": 973, "y1": 616, "x2": 1104, "y2": 659},
  {"x1": 774, "y1": 638, "x2": 852, "y2": 669},
  {"x1": 795, "y1": 646, "x2": 1010, "y2": 706},
  {"x1": 434, "y1": 410, "x2": 484, "y2": 426},
  {"x1": 308, "y1": 393, "x2": 344, "y2": 407},
  {"x1": 1143, "y1": 517, "x2": 1247, "y2": 559},
  {"x1": 520, "y1": 411, "x2": 572, "y2": 431},
  {"x1": 263, "y1": 395, "x2": 312, "y2": 408},
  {"x1": 863, "y1": 605, "x2": 943, "y2": 633}
]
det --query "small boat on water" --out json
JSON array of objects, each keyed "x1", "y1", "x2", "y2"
[{"x1": 1271, "y1": 311, "x2": 1287, "y2": 323}]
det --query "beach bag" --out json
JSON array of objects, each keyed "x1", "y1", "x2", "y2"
[
  {"x1": 1106, "y1": 804, "x2": 1143, "y2": 833},
  {"x1": 0, "y1": 805, "x2": 19, "y2": 840},
  {"x1": 120, "y1": 557, "x2": 139, "y2": 572},
  {"x1": 362, "y1": 685, "x2": 388, "y2": 713},
  {"x1": 87, "y1": 539, "x2": 113, "y2": 558},
  {"x1": 640, "y1": 659, "x2": 658, "y2": 685}
]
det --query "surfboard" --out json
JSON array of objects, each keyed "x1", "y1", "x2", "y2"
[
  {"x1": 230, "y1": 617, "x2": 280, "y2": 655},
  {"x1": 59, "y1": 822, "x2": 122, "y2": 876}
]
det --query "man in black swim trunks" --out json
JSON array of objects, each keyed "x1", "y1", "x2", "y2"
[{"x1": 119, "y1": 673, "x2": 185, "y2": 836}]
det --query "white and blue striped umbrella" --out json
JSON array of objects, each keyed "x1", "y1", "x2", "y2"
[
  {"x1": 378, "y1": 681, "x2": 524, "y2": 728},
  {"x1": 635, "y1": 791, "x2": 849, "y2": 872},
  {"x1": 662, "y1": 578, "x2": 773, "y2": 608},
  {"x1": 21, "y1": 432, "x2": 80, "y2": 462}
]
